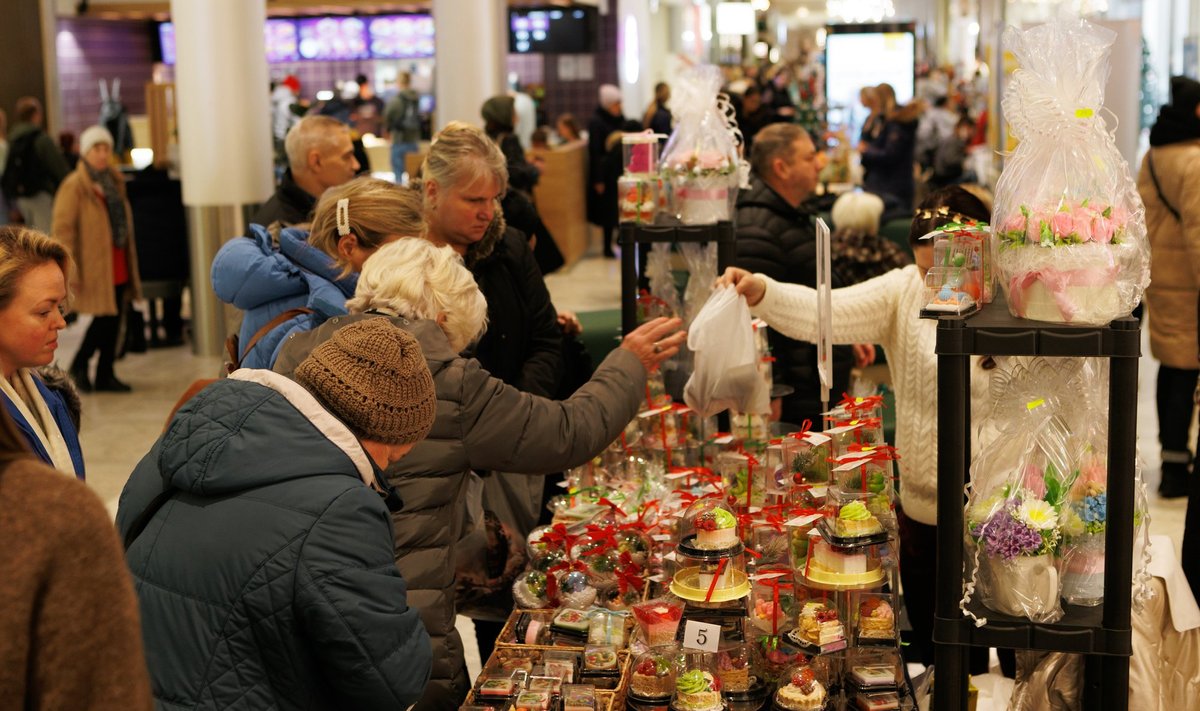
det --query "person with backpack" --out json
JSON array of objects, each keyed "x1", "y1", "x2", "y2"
[
  {"x1": 2, "y1": 97, "x2": 69, "y2": 232},
  {"x1": 385, "y1": 72, "x2": 421, "y2": 183}
]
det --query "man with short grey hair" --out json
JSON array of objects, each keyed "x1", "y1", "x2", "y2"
[
  {"x1": 250, "y1": 115, "x2": 360, "y2": 227},
  {"x1": 734, "y1": 123, "x2": 854, "y2": 427}
]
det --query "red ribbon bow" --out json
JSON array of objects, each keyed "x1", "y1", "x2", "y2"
[{"x1": 756, "y1": 566, "x2": 794, "y2": 635}]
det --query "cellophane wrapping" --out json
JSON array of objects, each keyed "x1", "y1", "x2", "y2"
[
  {"x1": 660, "y1": 65, "x2": 741, "y2": 225},
  {"x1": 992, "y1": 19, "x2": 1150, "y2": 325}
]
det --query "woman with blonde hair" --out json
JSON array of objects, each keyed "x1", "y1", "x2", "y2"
[
  {"x1": 274, "y1": 236, "x2": 687, "y2": 711},
  {"x1": 0, "y1": 226, "x2": 83, "y2": 477},
  {"x1": 211, "y1": 175, "x2": 423, "y2": 369}
]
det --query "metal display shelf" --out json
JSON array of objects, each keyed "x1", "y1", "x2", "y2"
[
  {"x1": 932, "y1": 292, "x2": 1139, "y2": 711},
  {"x1": 617, "y1": 221, "x2": 736, "y2": 335}
]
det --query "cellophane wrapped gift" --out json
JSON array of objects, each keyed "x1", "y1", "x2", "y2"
[
  {"x1": 963, "y1": 364, "x2": 1085, "y2": 623},
  {"x1": 992, "y1": 19, "x2": 1149, "y2": 324},
  {"x1": 660, "y1": 65, "x2": 741, "y2": 225}
]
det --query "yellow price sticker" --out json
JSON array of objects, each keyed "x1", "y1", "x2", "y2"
[
  {"x1": 1026, "y1": 398, "x2": 1045, "y2": 411},
  {"x1": 1075, "y1": 108, "x2": 1094, "y2": 119}
]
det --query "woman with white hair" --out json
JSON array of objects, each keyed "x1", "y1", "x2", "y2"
[
  {"x1": 830, "y1": 190, "x2": 911, "y2": 286},
  {"x1": 52, "y1": 125, "x2": 141, "y2": 392},
  {"x1": 274, "y1": 237, "x2": 687, "y2": 711}
]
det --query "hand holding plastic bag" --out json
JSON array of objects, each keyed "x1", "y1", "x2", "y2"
[{"x1": 684, "y1": 286, "x2": 770, "y2": 417}]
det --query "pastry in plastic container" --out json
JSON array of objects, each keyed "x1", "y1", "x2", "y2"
[
  {"x1": 632, "y1": 598, "x2": 684, "y2": 647},
  {"x1": 773, "y1": 665, "x2": 829, "y2": 711},
  {"x1": 671, "y1": 668, "x2": 725, "y2": 711},
  {"x1": 630, "y1": 648, "x2": 679, "y2": 700}
]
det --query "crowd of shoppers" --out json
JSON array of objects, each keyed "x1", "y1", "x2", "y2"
[{"x1": 3, "y1": 53, "x2": 1199, "y2": 709}]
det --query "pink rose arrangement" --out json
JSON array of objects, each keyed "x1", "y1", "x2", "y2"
[
  {"x1": 663, "y1": 148, "x2": 736, "y2": 178},
  {"x1": 998, "y1": 201, "x2": 1129, "y2": 248}
]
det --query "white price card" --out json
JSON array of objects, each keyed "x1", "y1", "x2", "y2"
[{"x1": 682, "y1": 620, "x2": 722, "y2": 653}]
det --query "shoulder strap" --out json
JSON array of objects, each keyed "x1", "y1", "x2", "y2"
[
  {"x1": 1148, "y1": 153, "x2": 1183, "y2": 223},
  {"x1": 123, "y1": 487, "x2": 176, "y2": 550},
  {"x1": 225, "y1": 307, "x2": 315, "y2": 373}
]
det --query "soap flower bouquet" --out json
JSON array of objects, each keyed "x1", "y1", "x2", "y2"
[
  {"x1": 990, "y1": 18, "x2": 1149, "y2": 324},
  {"x1": 1058, "y1": 451, "x2": 1109, "y2": 606},
  {"x1": 966, "y1": 460, "x2": 1070, "y2": 622}
]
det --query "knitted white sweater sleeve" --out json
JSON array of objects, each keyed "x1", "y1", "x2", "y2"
[{"x1": 748, "y1": 267, "x2": 913, "y2": 346}]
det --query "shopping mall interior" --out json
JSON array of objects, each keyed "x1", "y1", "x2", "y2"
[{"x1": 2, "y1": 0, "x2": 1200, "y2": 709}]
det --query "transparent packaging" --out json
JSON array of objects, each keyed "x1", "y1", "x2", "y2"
[
  {"x1": 671, "y1": 499, "x2": 750, "y2": 603},
  {"x1": 992, "y1": 19, "x2": 1150, "y2": 324},
  {"x1": 787, "y1": 586, "x2": 848, "y2": 654},
  {"x1": 717, "y1": 450, "x2": 768, "y2": 510},
  {"x1": 819, "y1": 490, "x2": 890, "y2": 545},
  {"x1": 661, "y1": 65, "x2": 741, "y2": 225},
  {"x1": 748, "y1": 567, "x2": 798, "y2": 635},
  {"x1": 923, "y1": 266, "x2": 977, "y2": 314},
  {"x1": 624, "y1": 132, "x2": 663, "y2": 174},
  {"x1": 799, "y1": 531, "x2": 887, "y2": 590},
  {"x1": 844, "y1": 647, "x2": 904, "y2": 692},
  {"x1": 620, "y1": 174, "x2": 660, "y2": 224},
  {"x1": 671, "y1": 661, "x2": 725, "y2": 711},
  {"x1": 852, "y1": 591, "x2": 898, "y2": 645},
  {"x1": 782, "y1": 433, "x2": 833, "y2": 486},
  {"x1": 632, "y1": 598, "x2": 685, "y2": 648},
  {"x1": 772, "y1": 663, "x2": 830, "y2": 711},
  {"x1": 630, "y1": 647, "x2": 681, "y2": 700}
]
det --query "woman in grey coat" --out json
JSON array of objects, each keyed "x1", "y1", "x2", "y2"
[{"x1": 274, "y1": 238, "x2": 686, "y2": 710}]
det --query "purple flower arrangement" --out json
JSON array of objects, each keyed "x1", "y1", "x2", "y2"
[{"x1": 969, "y1": 489, "x2": 1061, "y2": 561}]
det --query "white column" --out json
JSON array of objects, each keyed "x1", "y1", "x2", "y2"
[
  {"x1": 170, "y1": 0, "x2": 273, "y2": 356},
  {"x1": 617, "y1": 0, "x2": 653, "y2": 124},
  {"x1": 432, "y1": 0, "x2": 506, "y2": 129}
]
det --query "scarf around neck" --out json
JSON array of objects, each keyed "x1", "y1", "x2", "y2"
[{"x1": 85, "y1": 163, "x2": 129, "y2": 249}]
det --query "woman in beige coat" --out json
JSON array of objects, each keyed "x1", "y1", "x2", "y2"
[
  {"x1": 51, "y1": 126, "x2": 140, "y2": 392},
  {"x1": 1137, "y1": 75, "x2": 1200, "y2": 599}
]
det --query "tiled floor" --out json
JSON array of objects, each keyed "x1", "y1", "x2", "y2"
[{"x1": 62, "y1": 246, "x2": 1187, "y2": 699}]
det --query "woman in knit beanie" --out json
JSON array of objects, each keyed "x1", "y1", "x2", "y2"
[{"x1": 116, "y1": 317, "x2": 436, "y2": 709}]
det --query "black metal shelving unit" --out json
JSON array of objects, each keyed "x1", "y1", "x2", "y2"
[
  {"x1": 617, "y1": 221, "x2": 736, "y2": 336},
  {"x1": 932, "y1": 292, "x2": 1140, "y2": 711}
]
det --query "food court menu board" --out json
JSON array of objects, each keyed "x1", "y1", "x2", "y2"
[
  {"x1": 297, "y1": 16, "x2": 370, "y2": 61},
  {"x1": 368, "y1": 15, "x2": 435, "y2": 59}
]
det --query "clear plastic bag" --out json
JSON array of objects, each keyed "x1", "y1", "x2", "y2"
[
  {"x1": 661, "y1": 66, "x2": 742, "y2": 225},
  {"x1": 684, "y1": 286, "x2": 770, "y2": 417},
  {"x1": 992, "y1": 19, "x2": 1150, "y2": 325}
]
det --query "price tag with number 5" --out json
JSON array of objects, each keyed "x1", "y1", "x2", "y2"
[{"x1": 682, "y1": 620, "x2": 722, "y2": 652}]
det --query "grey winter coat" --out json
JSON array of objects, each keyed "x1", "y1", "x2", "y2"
[
  {"x1": 116, "y1": 370, "x2": 431, "y2": 710},
  {"x1": 274, "y1": 313, "x2": 646, "y2": 711}
]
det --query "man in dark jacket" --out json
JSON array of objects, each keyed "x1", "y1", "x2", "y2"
[
  {"x1": 734, "y1": 123, "x2": 853, "y2": 426},
  {"x1": 587, "y1": 84, "x2": 627, "y2": 258},
  {"x1": 116, "y1": 319, "x2": 436, "y2": 710},
  {"x1": 251, "y1": 115, "x2": 360, "y2": 227}
]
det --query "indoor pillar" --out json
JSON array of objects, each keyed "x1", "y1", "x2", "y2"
[
  {"x1": 431, "y1": 0, "x2": 506, "y2": 129},
  {"x1": 170, "y1": 0, "x2": 273, "y2": 356}
]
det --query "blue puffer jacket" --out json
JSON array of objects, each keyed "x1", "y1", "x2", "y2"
[
  {"x1": 116, "y1": 370, "x2": 431, "y2": 710},
  {"x1": 211, "y1": 224, "x2": 356, "y2": 369}
]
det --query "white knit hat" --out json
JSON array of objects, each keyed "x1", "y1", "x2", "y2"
[
  {"x1": 599, "y1": 84, "x2": 622, "y2": 107},
  {"x1": 80, "y1": 125, "x2": 114, "y2": 156}
]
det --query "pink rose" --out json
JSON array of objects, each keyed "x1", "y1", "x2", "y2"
[
  {"x1": 1071, "y1": 207, "x2": 1095, "y2": 242},
  {"x1": 1000, "y1": 213, "x2": 1026, "y2": 236},
  {"x1": 1050, "y1": 211, "x2": 1075, "y2": 240},
  {"x1": 1091, "y1": 215, "x2": 1116, "y2": 243},
  {"x1": 1026, "y1": 212, "x2": 1048, "y2": 243},
  {"x1": 696, "y1": 150, "x2": 729, "y2": 171},
  {"x1": 1022, "y1": 463, "x2": 1047, "y2": 498}
]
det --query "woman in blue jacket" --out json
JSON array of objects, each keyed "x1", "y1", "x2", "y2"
[
  {"x1": 0, "y1": 227, "x2": 84, "y2": 478},
  {"x1": 211, "y1": 176, "x2": 423, "y2": 369}
]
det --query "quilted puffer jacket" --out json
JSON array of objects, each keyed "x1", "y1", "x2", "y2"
[
  {"x1": 115, "y1": 369, "x2": 431, "y2": 710},
  {"x1": 274, "y1": 313, "x2": 646, "y2": 711},
  {"x1": 210, "y1": 224, "x2": 356, "y2": 369}
]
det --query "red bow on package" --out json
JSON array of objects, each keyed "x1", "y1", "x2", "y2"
[
  {"x1": 583, "y1": 524, "x2": 619, "y2": 556},
  {"x1": 546, "y1": 558, "x2": 589, "y2": 605},
  {"x1": 615, "y1": 552, "x2": 645, "y2": 595},
  {"x1": 755, "y1": 566, "x2": 794, "y2": 635},
  {"x1": 540, "y1": 523, "x2": 582, "y2": 555},
  {"x1": 838, "y1": 392, "x2": 885, "y2": 417}
]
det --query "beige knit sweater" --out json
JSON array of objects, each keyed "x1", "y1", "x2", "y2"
[{"x1": 752, "y1": 266, "x2": 991, "y2": 526}]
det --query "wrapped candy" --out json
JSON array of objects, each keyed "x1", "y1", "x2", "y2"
[
  {"x1": 661, "y1": 65, "x2": 743, "y2": 225},
  {"x1": 992, "y1": 19, "x2": 1149, "y2": 324}
]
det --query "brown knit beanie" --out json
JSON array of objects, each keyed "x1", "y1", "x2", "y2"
[{"x1": 294, "y1": 318, "x2": 436, "y2": 445}]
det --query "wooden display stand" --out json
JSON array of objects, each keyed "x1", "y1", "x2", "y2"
[
  {"x1": 530, "y1": 141, "x2": 588, "y2": 267},
  {"x1": 144, "y1": 82, "x2": 176, "y2": 169}
]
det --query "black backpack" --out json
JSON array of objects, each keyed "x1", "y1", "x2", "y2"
[{"x1": 2, "y1": 130, "x2": 48, "y2": 200}]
